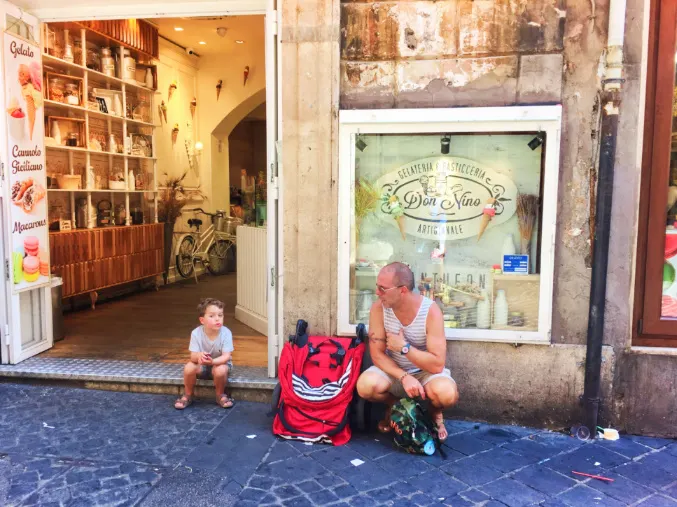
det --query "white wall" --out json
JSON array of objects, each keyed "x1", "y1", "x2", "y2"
[{"x1": 196, "y1": 17, "x2": 266, "y2": 214}]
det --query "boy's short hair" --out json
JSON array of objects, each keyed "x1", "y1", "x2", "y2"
[{"x1": 197, "y1": 298, "x2": 225, "y2": 317}]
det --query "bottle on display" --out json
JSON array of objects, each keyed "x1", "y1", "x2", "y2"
[
  {"x1": 476, "y1": 291, "x2": 491, "y2": 329},
  {"x1": 493, "y1": 289, "x2": 509, "y2": 327},
  {"x1": 502, "y1": 233, "x2": 516, "y2": 258},
  {"x1": 128, "y1": 170, "x2": 135, "y2": 190},
  {"x1": 145, "y1": 68, "x2": 154, "y2": 89}
]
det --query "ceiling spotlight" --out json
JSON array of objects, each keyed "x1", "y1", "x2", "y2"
[
  {"x1": 235, "y1": 40, "x2": 245, "y2": 44},
  {"x1": 174, "y1": 27, "x2": 184, "y2": 32},
  {"x1": 440, "y1": 135, "x2": 450, "y2": 154},
  {"x1": 216, "y1": 27, "x2": 227, "y2": 38},
  {"x1": 199, "y1": 41, "x2": 206, "y2": 45},
  {"x1": 528, "y1": 133, "x2": 545, "y2": 151}
]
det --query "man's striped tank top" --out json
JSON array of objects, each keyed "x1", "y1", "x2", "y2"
[{"x1": 383, "y1": 296, "x2": 433, "y2": 374}]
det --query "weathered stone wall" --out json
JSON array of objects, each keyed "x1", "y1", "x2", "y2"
[
  {"x1": 279, "y1": 0, "x2": 661, "y2": 430},
  {"x1": 340, "y1": 0, "x2": 566, "y2": 109}
]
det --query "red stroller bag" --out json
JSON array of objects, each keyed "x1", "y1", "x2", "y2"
[{"x1": 272, "y1": 320, "x2": 366, "y2": 446}]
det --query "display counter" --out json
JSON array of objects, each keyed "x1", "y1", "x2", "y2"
[{"x1": 49, "y1": 223, "x2": 163, "y2": 302}]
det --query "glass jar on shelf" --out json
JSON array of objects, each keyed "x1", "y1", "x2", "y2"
[
  {"x1": 132, "y1": 100, "x2": 150, "y2": 123},
  {"x1": 86, "y1": 48, "x2": 100, "y2": 71},
  {"x1": 100, "y1": 47, "x2": 116, "y2": 77},
  {"x1": 48, "y1": 77, "x2": 66, "y2": 103},
  {"x1": 66, "y1": 132, "x2": 79, "y2": 147},
  {"x1": 64, "y1": 83, "x2": 80, "y2": 106}
]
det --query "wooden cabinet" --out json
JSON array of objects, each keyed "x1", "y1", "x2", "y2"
[{"x1": 50, "y1": 224, "x2": 163, "y2": 298}]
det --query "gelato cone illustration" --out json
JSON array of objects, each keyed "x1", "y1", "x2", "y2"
[
  {"x1": 159, "y1": 100, "x2": 167, "y2": 123},
  {"x1": 190, "y1": 97, "x2": 197, "y2": 118},
  {"x1": 7, "y1": 98, "x2": 25, "y2": 141},
  {"x1": 172, "y1": 123, "x2": 179, "y2": 145},
  {"x1": 25, "y1": 95, "x2": 36, "y2": 140},
  {"x1": 216, "y1": 79, "x2": 223, "y2": 100},
  {"x1": 168, "y1": 80, "x2": 178, "y2": 101},
  {"x1": 477, "y1": 198, "x2": 497, "y2": 241},
  {"x1": 385, "y1": 195, "x2": 407, "y2": 240},
  {"x1": 243, "y1": 66, "x2": 250, "y2": 86},
  {"x1": 18, "y1": 62, "x2": 42, "y2": 141}
]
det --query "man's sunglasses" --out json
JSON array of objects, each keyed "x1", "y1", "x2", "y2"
[{"x1": 375, "y1": 284, "x2": 404, "y2": 293}]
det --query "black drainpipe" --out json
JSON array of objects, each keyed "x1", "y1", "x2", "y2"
[{"x1": 583, "y1": 87, "x2": 621, "y2": 437}]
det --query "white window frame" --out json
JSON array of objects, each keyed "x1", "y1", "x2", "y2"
[{"x1": 337, "y1": 105, "x2": 562, "y2": 344}]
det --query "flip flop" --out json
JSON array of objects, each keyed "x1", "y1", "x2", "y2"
[
  {"x1": 435, "y1": 414, "x2": 448, "y2": 442},
  {"x1": 174, "y1": 395, "x2": 193, "y2": 410},
  {"x1": 217, "y1": 394, "x2": 235, "y2": 409}
]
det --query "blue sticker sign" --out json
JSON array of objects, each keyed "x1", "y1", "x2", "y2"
[{"x1": 503, "y1": 255, "x2": 529, "y2": 274}]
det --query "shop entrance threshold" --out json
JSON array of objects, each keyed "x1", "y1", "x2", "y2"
[{"x1": 0, "y1": 357, "x2": 276, "y2": 402}]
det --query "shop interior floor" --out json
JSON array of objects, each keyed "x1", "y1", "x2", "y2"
[{"x1": 41, "y1": 273, "x2": 268, "y2": 367}]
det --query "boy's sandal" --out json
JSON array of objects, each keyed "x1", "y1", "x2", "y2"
[
  {"x1": 217, "y1": 394, "x2": 235, "y2": 408},
  {"x1": 174, "y1": 395, "x2": 193, "y2": 410}
]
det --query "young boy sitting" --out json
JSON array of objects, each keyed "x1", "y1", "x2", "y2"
[{"x1": 174, "y1": 298, "x2": 235, "y2": 410}]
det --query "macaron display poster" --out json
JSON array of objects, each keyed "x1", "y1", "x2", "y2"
[{"x1": 4, "y1": 32, "x2": 49, "y2": 293}]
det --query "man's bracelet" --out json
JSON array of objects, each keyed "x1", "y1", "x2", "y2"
[{"x1": 399, "y1": 372, "x2": 409, "y2": 382}]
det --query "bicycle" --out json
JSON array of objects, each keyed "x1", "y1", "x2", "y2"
[{"x1": 174, "y1": 208, "x2": 237, "y2": 283}]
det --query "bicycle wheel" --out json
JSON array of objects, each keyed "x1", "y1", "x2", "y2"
[
  {"x1": 176, "y1": 235, "x2": 196, "y2": 278},
  {"x1": 206, "y1": 239, "x2": 233, "y2": 275}
]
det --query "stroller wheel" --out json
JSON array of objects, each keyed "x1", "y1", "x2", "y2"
[{"x1": 271, "y1": 383, "x2": 282, "y2": 414}]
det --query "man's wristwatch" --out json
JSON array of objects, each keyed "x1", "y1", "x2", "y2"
[{"x1": 400, "y1": 342, "x2": 410, "y2": 355}]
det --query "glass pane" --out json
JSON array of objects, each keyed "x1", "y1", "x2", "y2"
[
  {"x1": 663, "y1": 57, "x2": 677, "y2": 317},
  {"x1": 350, "y1": 133, "x2": 544, "y2": 333},
  {"x1": 5, "y1": 15, "x2": 34, "y2": 41}
]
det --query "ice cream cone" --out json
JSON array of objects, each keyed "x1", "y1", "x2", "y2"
[
  {"x1": 172, "y1": 124, "x2": 179, "y2": 145},
  {"x1": 25, "y1": 96, "x2": 35, "y2": 141},
  {"x1": 477, "y1": 214, "x2": 492, "y2": 242},
  {"x1": 190, "y1": 97, "x2": 197, "y2": 118},
  {"x1": 396, "y1": 215, "x2": 407, "y2": 240},
  {"x1": 243, "y1": 66, "x2": 250, "y2": 86},
  {"x1": 477, "y1": 198, "x2": 496, "y2": 241},
  {"x1": 216, "y1": 80, "x2": 223, "y2": 101}
]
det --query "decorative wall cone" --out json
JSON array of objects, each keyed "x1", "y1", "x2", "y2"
[
  {"x1": 243, "y1": 66, "x2": 250, "y2": 86},
  {"x1": 216, "y1": 80, "x2": 223, "y2": 100},
  {"x1": 190, "y1": 97, "x2": 197, "y2": 118},
  {"x1": 168, "y1": 81, "x2": 177, "y2": 101},
  {"x1": 396, "y1": 215, "x2": 407, "y2": 240},
  {"x1": 159, "y1": 100, "x2": 168, "y2": 123},
  {"x1": 171, "y1": 124, "x2": 179, "y2": 145}
]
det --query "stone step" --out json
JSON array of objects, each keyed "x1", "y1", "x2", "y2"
[{"x1": 0, "y1": 357, "x2": 276, "y2": 403}]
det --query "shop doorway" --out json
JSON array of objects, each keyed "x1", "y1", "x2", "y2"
[{"x1": 0, "y1": 1, "x2": 281, "y2": 379}]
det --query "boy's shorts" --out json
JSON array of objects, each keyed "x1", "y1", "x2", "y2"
[
  {"x1": 365, "y1": 365, "x2": 454, "y2": 399},
  {"x1": 197, "y1": 361, "x2": 234, "y2": 380}
]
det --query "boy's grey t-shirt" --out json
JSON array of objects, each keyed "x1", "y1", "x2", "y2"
[{"x1": 189, "y1": 326, "x2": 234, "y2": 360}]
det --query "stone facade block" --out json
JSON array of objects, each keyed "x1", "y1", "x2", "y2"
[
  {"x1": 341, "y1": 61, "x2": 396, "y2": 108},
  {"x1": 396, "y1": 1, "x2": 458, "y2": 59},
  {"x1": 517, "y1": 54, "x2": 563, "y2": 103},
  {"x1": 394, "y1": 57, "x2": 517, "y2": 107},
  {"x1": 458, "y1": 0, "x2": 565, "y2": 55},
  {"x1": 341, "y1": 3, "x2": 398, "y2": 61}
]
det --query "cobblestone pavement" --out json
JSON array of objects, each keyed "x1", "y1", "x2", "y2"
[{"x1": 1, "y1": 383, "x2": 677, "y2": 506}]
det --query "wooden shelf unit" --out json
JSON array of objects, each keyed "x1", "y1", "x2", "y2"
[
  {"x1": 49, "y1": 223, "x2": 164, "y2": 299},
  {"x1": 43, "y1": 23, "x2": 158, "y2": 229}
]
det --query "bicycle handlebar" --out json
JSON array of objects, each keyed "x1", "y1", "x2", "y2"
[{"x1": 183, "y1": 207, "x2": 224, "y2": 217}]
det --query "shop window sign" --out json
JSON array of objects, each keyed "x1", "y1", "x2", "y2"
[{"x1": 337, "y1": 107, "x2": 562, "y2": 344}]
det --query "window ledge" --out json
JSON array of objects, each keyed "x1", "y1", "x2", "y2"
[{"x1": 628, "y1": 346, "x2": 677, "y2": 356}]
